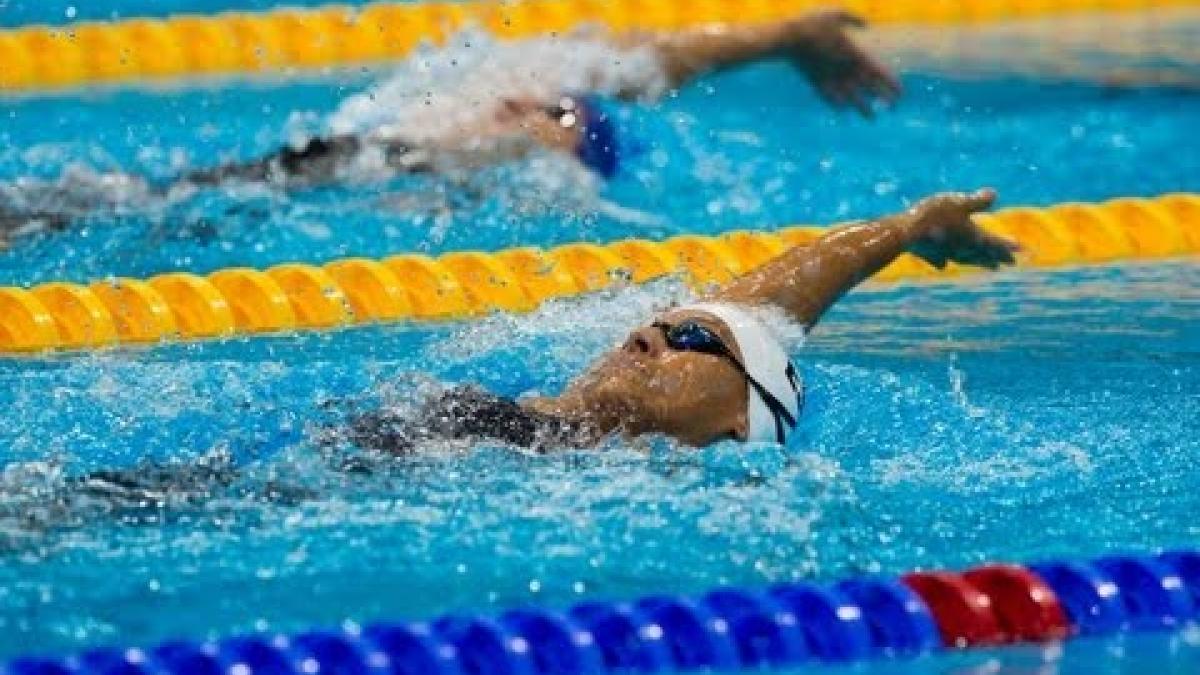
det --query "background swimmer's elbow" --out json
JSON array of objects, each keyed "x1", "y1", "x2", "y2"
[{"x1": 615, "y1": 11, "x2": 899, "y2": 114}]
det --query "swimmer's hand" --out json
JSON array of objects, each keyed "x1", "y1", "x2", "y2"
[
  {"x1": 908, "y1": 189, "x2": 1021, "y2": 269},
  {"x1": 787, "y1": 11, "x2": 900, "y2": 117}
]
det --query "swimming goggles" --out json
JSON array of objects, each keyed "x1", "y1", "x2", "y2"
[
  {"x1": 652, "y1": 320, "x2": 798, "y2": 441},
  {"x1": 542, "y1": 99, "x2": 580, "y2": 129},
  {"x1": 541, "y1": 95, "x2": 620, "y2": 178}
]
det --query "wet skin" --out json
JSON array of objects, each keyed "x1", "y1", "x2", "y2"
[
  {"x1": 525, "y1": 189, "x2": 1020, "y2": 447},
  {"x1": 0, "y1": 9, "x2": 897, "y2": 242},
  {"x1": 542, "y1": 307, "x2": 754, "y2": 447}
]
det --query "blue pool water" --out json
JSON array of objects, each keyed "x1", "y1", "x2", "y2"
[
  {"x1": 2, "y1": 262, "x2": 1199, "y2": 667},
  {"x1": 2, "y1": 59, "x2": 1198, "y2": 285},
  {"x1": 0, "y1": 29, "x2": 1199, "y2": 671}
]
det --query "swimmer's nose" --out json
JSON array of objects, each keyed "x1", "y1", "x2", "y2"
[{"x1": 623, "y1": 326, "x2": 665, "y2": 358}]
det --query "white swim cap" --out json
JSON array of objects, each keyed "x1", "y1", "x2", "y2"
[{"x1": 680, "y1": 303, "x2": 803, "y2": 444}]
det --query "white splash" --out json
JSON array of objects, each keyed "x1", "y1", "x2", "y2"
[
  {"x1": 0, "y1": 165, "x2": 152, "y2": 211},
  {"x1": 430, "y1": 276, "x2": 692, "y2": 378},
  {"x1": 327, "y1": 29, "x2": 668, "y2": 144}
]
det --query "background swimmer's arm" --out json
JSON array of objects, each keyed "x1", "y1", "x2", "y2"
[
  {"x1": 616, "y1": 10, "x2": 899, "y2": 114},
  {"x1": 713, "y1": 189, "x2": 1019, "y2": 329},
  {"x1": 180, "y1": 135, "x2": 368, "y2": 187}
]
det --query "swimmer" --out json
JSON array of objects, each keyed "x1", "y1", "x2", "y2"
[
  {"x1": 21, "y1": 190, "x2": 1016, "y2": 533},
  {"x1": 189, "y1": 9, "x2": 898, "y2": 185},
  {"x1": 0, "y1": 10, "x2": 897, "y2": 244},
  {"x1": 351, "y1": 188, "x2": 1017, "y2": 451}
]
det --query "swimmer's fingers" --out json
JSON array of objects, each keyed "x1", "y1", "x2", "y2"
[
  {"x1": 964, "y1": 187, "x2": 998, "y2": 213},
  {"x1": 792, "y1": 9, "x2": 898, "y2": 116},
  {"x1": 911, "y1": 188, "x2": 1016, "y2": 269},
  {"x1": 827, "y1": 78, "x2": 876, "y2": 117},
  {"x1": 978, "y1": 230, "x2": 1022, "y2": 267},
  {"x1": 930, "y1": 232, "x2": 1017, "y2": 270},
  {"x1": 961, "y1": 234, "x2": 1019, "y2": 268},
  {"x1": 914, "y1": 188, "x2": 996, "y2": 221},
  {"x1": 958, "y1": 209, "x2": 1020, "y2": 269},
  {"x1": 816, "y1": 79, "x2": 851, "y2": 110},
  {"x1": 825, "y1": 9, "x2": 868, "y2": 29},
  {"x1": 822, "y1": 75, "x2": 871, "y2": 116},
  {"x1": 845, "y1": 72, "x2": 893, "y2": 117},
  {"x1": 824, "y1": 7, "x2": 899, "y2": 106},
  {"x1": 840, "y1": 36, "x2": 901, "y2": 115},
  {"x1": 844, "y1": 85, "x2": 875, "y2": 118},
  {"x1": 860, "y1": 55, "x2": 902, "y2": 104}
]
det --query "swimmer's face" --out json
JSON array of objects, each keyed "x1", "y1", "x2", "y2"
[
  {"x1": 496, "y1": 98, "x2": 583, "y2": 154},
  {"x1": 567, "y1": 308, "x2": 750, "y2": 446}
]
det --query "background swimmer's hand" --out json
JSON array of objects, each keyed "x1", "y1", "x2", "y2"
[
  {"x1": 908, "y1": 189, "x2": 1021, "y2": 269},
  {"x1": 787, "y1": 10, "x2": 900, "y2": 117}
]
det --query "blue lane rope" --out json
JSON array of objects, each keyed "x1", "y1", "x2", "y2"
[{"x1": 4, "y1": 550, "x2": 1200, "y2": 675}]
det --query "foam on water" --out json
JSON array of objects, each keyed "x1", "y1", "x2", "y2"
[
  {"x1": 2, "y1": 56, "x2": 1198, "y2": 285},
  {"x1": 0, "y1": 263, "x2": 1197, "y2": 658},
  {"x1": 0, "y1": 25, "x2": 1198, "y2": 668},
  {"x1": 0, "y1": 29, "x2": 676, "y2": 255},
  {"x1": 327, "y1": 29, "x2": 668, "y2": 142}
]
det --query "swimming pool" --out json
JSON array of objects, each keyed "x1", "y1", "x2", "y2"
[{"x1": 1, "y1": 6, "x2": 1199, "y2": 672}]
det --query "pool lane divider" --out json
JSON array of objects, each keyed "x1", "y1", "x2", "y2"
[
  {"x1": 2, "y1": 0, "x2": 1199, "y2": 92},
  {"x1": 1, "y1": 192, "x2": 1198, "y2": 355},
  {"x1": 4, "y1": 550, "x2": 1198, "y2": 674}
]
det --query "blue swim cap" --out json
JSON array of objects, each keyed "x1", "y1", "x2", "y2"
[{"x1": 571, "y1": 95, "x2": 620, "y2": 178}]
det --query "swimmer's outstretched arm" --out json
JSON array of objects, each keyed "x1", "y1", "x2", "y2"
[
  {"x1": 713, "y1": 189, "x2": 1020, "y2": 329},
  {"x1": 616, "y1": 10, "x2": 900, "y2": 115},
  {"x1": 178, "y1": 135, "x2": 383, "y2": 188}
]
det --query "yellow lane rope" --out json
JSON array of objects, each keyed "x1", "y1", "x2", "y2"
[
  {"x1": 1, "y1": 0, "x2": 1199, "y2": 92},
  {"x1": 863, "y1": 9, "x2": 1200, "y2": 89},
  {"x1": 1, "y1": 193, "x2": 1197, "y2": 354}
]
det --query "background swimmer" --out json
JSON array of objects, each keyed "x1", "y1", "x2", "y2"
[
  {"x1": 0, "y1": 10, "x2": 897, "y2": 245},
  {"x1": 237, "y1": 8, "x2": 900, "y2": 185}
]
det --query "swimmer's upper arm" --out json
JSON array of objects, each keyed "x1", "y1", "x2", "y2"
[
  {"x1": 609, "y1": 23, "x2": 795, "y2": 98},
  {"x1": 712, "y1": 211, "x2": 921, "y2": 330},
  {"x1": 712, "y1": 190, "x2": 1012, "y2": 330}
]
